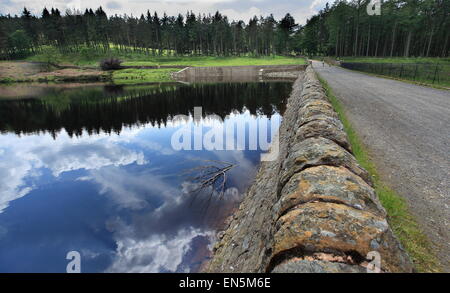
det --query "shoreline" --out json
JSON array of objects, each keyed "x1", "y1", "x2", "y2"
[{"x1": 0, "y1": 59, "x2": 307, "y2": 85}]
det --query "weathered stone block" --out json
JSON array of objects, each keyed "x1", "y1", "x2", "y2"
[
  {"x1": 276, "y1": 166, "x2": 385, "y2": 217},
  {"x1": 271, "y1": 259, "x2": 366, "y2": 273},
  {"x1": 299, "y1": 93, "x2": 328, "y2": 107},
  {"x1": 297, "y1": 114, "x2": 344, "y2": 130},
  {"x1": 300, "y1": 99, "x2": 334, "y2": 111},
  {"x1": 298, "y1": 104, "x2": 339, "y2": 121},
  {"x1": 280, "y1": 137, "x2": 370, "y2": 187},
  {"x1": 302, "y1": 86, "x2": 325, "y2": 95},
  {"x1": 272, "y1": 202, "x2": 414, "y2": 272},
  {"x1": 295, "y1": 119, "x2": 352, "y2": 151}
]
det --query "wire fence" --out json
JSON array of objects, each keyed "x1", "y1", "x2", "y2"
[{"x1": 341, "y1": 62, "x2": 450, "y2": 87}]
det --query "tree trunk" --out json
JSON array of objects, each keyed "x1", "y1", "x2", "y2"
[
  {"x1": 441, "y1": 32, "x2": 449, "y2": 57},
  {"x1": 335, "y1": 30, "x2": 339, "y2": 57},
  {"x1": 426, "y1": 27, "x2": 434, "y2": 57},
  {"x1": 390, "y1": 22, "x2": 397, "y2": 57},
  {"x1": 404, "y1": 30, "x2": 412, "y2": 57},
  {"x1": 375, "y1": 30, "x2": 380, "y2": 57},
  {"x1": 353, "y1": 0, "x2": 361, "y2": 56}
]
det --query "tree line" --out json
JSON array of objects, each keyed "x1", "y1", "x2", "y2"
[
  {"x1": 0, "y1": 7, "x2": 297, "y2": 59},
  {"x1": 299, "y1": 0, "x2": 449, "y2": 57},
  {"x1": 0, "y1": 1, "x2": 448, "y2": 60}
]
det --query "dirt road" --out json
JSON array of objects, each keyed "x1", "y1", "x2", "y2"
[{"x1": 312, "y1": 60, "x2": 450, "y2": 271}]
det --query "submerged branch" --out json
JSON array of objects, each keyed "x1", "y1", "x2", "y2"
[{"x1": 182, "y1": 159, "x2": 237, "y2": 201}]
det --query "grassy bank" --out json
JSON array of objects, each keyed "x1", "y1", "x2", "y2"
[
  {"x1": 18, "y1": 49, "x2": 306, "y2": 84},
  {"x1": 337, "y1": 57, "x2": 450, "y2": 88},
  {"x1": 122, "y1": 55, "x2": 306, "y2": 67},
  {"x1": 317, "y1": 75, "x2": 442, "y2": 273},
  {"x1": 111, "y1": 68, "x2": 178, "y2": 84},
  {"x1": 112, "y1": 55, "x2": 305, "y2": 84},
  {"x1": 340, "y1": 57, "x2": 450, "y2": 64}
]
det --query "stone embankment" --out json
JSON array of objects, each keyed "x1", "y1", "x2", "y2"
[
  {"x1": 204, "y1": 65, "x2": 414, "y2": 273},
  {"x1": 172, "y1": 65, "x2": 306, "y2": 82}
]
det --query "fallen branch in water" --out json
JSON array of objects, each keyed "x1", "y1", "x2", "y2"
[{"x1": 182, "y1": 159, "x2": 237, "y2": 201}]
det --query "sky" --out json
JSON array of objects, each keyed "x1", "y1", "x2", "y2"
[{"x1": 0, "y1": 0, "x2": 330, "y2": 25}]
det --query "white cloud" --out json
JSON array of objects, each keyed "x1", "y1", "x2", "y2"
[
  {"x1": 134, "y1": 139, "x2": 175, "y2": 155},
  {"x1": 309, "y1": 0, "x2": 328, "y2": 11},
  {"x1": 106, "y1": 226, "x2": 213, "y2": 273},
  {"x1": 0, "y1": 128, "x2": 147, "y2": 213},
  {"x1": 88, "y1": 166, "x2": 180, "y2": 210},
  {"x1": 221, "y1": 7, "x2": 263, "y2": 22},
  {"x1": 99, "y1": 161, "x2": 244, "y2": 272},
  {"x1": 38, "y1": 143, "x2": 146, "y2": 177},
  {"x1": 1, "y1": 0, "x2": 328, "y2": 25},
  {"x1": 0, "y1": 147, "x2": 39, "y2": 213}
]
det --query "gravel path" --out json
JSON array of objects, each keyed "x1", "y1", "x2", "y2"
[{"x1": 312, "y1": 60, "x2": 450, "y2": 271}]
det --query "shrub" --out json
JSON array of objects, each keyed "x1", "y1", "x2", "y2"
[
  {"x1": 80, "y1": 47, "x2": 98, "y2": 60},
  {"x1": 100, "y1": 58, "x2": 122, "y2": 70},
  {"x1": 39, "y1": 46, "x2": 63, "y2": 70}
]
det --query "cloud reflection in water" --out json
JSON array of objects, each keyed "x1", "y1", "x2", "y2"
[{"x1": 0, "y1": 82, "x2": 290, "y2": 272}]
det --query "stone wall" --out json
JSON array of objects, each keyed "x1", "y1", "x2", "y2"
[{"x1": 204, "y1": 65, "x2": 414, "y2": 273}]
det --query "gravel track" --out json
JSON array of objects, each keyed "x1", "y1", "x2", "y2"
[{"x1": 312, "y1": 60, "x2": 450, "y2": 271}]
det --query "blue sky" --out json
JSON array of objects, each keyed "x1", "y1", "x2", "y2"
[{"x1": 0, "y1": 0, "x2": 330, "y2": 24}]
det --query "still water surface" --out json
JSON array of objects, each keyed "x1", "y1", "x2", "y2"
[{"x1": 0, "y1": 82, "x2": 291, "y2": 272}]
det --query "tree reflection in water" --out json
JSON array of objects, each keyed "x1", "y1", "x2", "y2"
[{"x1": 0, "y1": 82, "x2": 291, "y2": 138}]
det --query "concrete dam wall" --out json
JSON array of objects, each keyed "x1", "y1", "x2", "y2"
[
  {"x1": 172, "y1": 65, "x2": 307, "y2": 83},
  {"x1": 204, "y1": 66, "x2": 414, "y2": 273}
]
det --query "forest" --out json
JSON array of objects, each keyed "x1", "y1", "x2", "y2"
[
  {"x1": 0, "y1": 7, "x2": 296, "y2": 58},
  {"x1": 302, "y1": 0, "x2": 449, "y2": 57},
  {"x1": 0, "y1": 0, "x2": 448, "y2": 60}
]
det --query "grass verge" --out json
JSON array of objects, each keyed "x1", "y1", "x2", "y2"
[
  {"x1": 112, "y1": 68, "x2": 177, "y2": 84},
  {"x1": 335, "y1": 57, "x2": 450, "y2": 88},
  {"x1": 338, "y1": 64, "x2": 450, "y2": 89},
  {"x1": 317, "y1": 74, "x2": 442, "y2": 273},
  {"x1": 340, "y1": 57, "x2": 450, "y2": 64},
  {"x1": 346, "y1": 67, "x2": 449, "y2": 90},
  {"x1": 335, "y1": 64, "x2": 449, "y2": 90}
]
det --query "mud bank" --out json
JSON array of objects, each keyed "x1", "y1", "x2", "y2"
[{"x1": 204, "y1": 65, "x2": 414, "y2": 273}]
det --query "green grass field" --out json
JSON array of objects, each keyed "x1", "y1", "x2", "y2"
[
  {"x1": 112, "y1": 68, "x2": 178, "y2": 84},
  {"x1": 318, "y1": 75, "x2": 442, "y2": 273},
  {"x1": 26, "y1": 46, "x2": 306, "y2": 67},
  {"x1": 337, "y1": 57, "x2": 450, "y2": 88},
  {"x1": 122, "y1": 55, "x2": 306, "y2": 67},
  {"x1": 340, "y1": 57, "x2": 450, "y2": 64}
]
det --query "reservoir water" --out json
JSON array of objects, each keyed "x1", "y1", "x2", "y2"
[{"x1": 0, "y1": 81, "x2": 291, "y2": 272}]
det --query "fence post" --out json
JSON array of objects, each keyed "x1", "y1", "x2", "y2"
[
  {"x1": 432, "y1": 64, "x2": 439, "y2": 84},
  {"x1": 399, "y1": 64, "x2": 404, "y2": 78}
]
